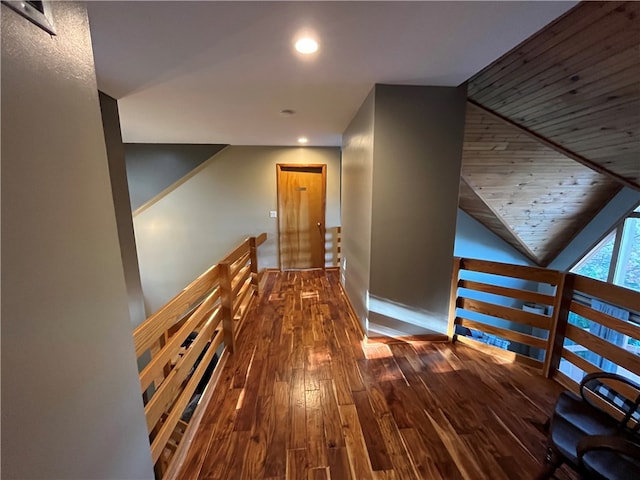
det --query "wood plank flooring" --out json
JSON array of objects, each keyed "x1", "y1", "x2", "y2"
[{"x1": 177, "y1": 269, "x2": 577, "y2": 480}]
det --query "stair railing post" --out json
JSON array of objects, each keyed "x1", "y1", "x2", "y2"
[
  {"x1": 447, "y1": 257, "x2": 463, "y2": 342},
  {"x1": 249, "y1": 236, "x2": 259, "y2": 295},
  {"x1": 543, "y1": 272, "x2": 574, "y2": 378},
  {"x1": 219, "y1": 261, "x2": 235, "y2": 353}
]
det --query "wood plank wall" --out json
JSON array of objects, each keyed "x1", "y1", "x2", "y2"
[
  {"x1": 460, "y1": 102, "x2": 622, "y2": 266},
  {"x1": 468, "y1": 1, "x2": 640, "y2": 189}
]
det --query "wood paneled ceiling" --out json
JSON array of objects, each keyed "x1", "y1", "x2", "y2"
[
  {"x1": 459, "y1": 1, "x2": 638, "y2": 266},
  {"x1": 461, "y1": 103, "x2": 621, "y2": 266}
]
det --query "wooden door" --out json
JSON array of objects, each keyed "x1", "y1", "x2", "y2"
[{"x1": 277, "y1": 164, "x2": 326, "y2": 269}]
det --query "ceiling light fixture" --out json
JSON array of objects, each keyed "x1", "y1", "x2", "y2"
[
  {"x1": 294, "y1": 37, "x2": 318, "y2": 54},
  {"x1": 297, "y1": 137, "x2": 309, "y2": 144}
]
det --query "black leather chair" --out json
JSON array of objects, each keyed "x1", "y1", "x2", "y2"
[{"x1": 536, "y1": 372, "x2": 640, "y2": 480}]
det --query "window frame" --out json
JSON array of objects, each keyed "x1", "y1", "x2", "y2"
[{"x1": 569, "y1": 203, "x2": 640, "y2": 286}]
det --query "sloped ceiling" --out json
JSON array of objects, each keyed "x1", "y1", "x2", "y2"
[
  {"x1": 461, "y1": 102, "x2": 621, "y2": 265},
  {"x1": 460, "y1": 1, "x2": 639, "y2": 266}
]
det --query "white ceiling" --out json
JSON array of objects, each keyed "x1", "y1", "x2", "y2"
[{"x1": 87, "y1": 1, "x2": 577, "y2": 146}]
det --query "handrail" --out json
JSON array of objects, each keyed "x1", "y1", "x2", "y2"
[
  {"x1": 448, "y1": 257, "x2": 640, "y2": 391},
  {"x1": 133, "y1": 233, "x2": 266, "y2": 478}
]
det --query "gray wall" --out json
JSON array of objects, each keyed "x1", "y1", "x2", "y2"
[
  {"x1": 125, "y1": 143, "x2": 226, "y2": 210},
  {"x1": 1, "y1": 3, "x2": 154, "y2": 479},
  {"x1": 341, "y1": 89, "x2": 375, "y2": 331},
  {"x1": 368, "y1": 85, "x2": 467, "y2": 336},
  {"x1": 133, "y1": 146, "x2": 341, "y2": 314},
  {"x1": 99, "y1": 92, "x2": 147, "y2": 327}
]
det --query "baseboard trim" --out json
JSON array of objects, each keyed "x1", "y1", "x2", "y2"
[
  {"x1": 334, "y1": 274, "x2": 367, "y2": 338},
  {"x1": 366, "y1": 333, "x2": 449, "y2": 344}
]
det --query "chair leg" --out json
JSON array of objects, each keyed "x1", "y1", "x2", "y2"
[{"x1": 535, "y1": 445, "x2": 563, "y2": 480}]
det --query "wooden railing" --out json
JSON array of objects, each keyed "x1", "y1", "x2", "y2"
[
  {"x1": 132, "y1": 233, "x2": 266, "y2": 478},
  {"x1": 552, "y1": 274, "x2": 640, "y2": 395},
  {"x1": 325, "y1": 225, "x2": 341, "y2": 267},
  {"x1": 448, "y1": 257, "x2": 640, "y2": 388}
]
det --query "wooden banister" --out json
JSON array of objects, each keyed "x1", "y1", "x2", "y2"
[
  {"x1": 543, "y1": 272, "x2": 573, "y2": 378},
  {"x1": 448, "y1": 257, "x2": 640, "y2": 392},
  {"x1": 133, "y1": 233, "x2": 267, "y2": 478}
]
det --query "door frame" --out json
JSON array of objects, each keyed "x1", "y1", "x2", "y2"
[{"x1": 276, "y1": 163, "x2": 327, "y2": 270}]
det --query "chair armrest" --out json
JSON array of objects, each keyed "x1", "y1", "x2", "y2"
[
  {"x1": 580, "y1": 372, "x2": 640, "y2": 428},
  {"x1": 577, "y1": 434, "x2": 640, "y2": 459}
]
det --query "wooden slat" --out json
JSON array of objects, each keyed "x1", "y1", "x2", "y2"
[
  {"x1": 145, "y1": 315, "x2": 223, "y2": 432},
  {"x1": 454, "y1": 334, "x2": 544, "y2": 370},
  {"x1": 459, "y1": 279, "x2": 555, "y2": 306},
  {"x1": 139, "y1": 288, "x2": 221, "y2": 392},
  {"x1": 460, "y1": 258, "x2": 561, "y2": 284},
  {"x1": 232, "y1": 276, "x2": 253, "y2": 319},
  {"x1": 231, "y1": 263, "x2": 252, "y2": 297},
  {"x1": 133, "y1": 265, "x2": 219, "y2": 357},
  {"x1": 162, "y1": 347, "x2": 230, "y2": 480},
  {"x1": 459, "y1": 297, "x2": 552, "y2": 331},
  {"x1": 565, "y1": 324, "x2": 640, "y2": 375},
  {"x1": 571, "y1": 301, "x2": 640, "y2": 339},
  {"x1": 151, "y1": 332, "x2": 219, "y2": 463},
  {"x1": 255, "y1": 232, "x2": 267, "y2": 247},
  {"x1": 230, "y1": 251, "x2": 250, "y2": 279},
  {"x1": 221, "y1": 237, "x2": 251, "y2": 265},
  {"x1": 458, "y1": 317, "x2": 548, "y2": 350},
  {"x1": 561, "y1": 348, "x2": 600, "y2": 377},
  {"x1": 561, "y1": 348, "x2": 640, "y2": 413},
  {"x1": 572, "y1": 275, "x2": 640, "y2": 313}
]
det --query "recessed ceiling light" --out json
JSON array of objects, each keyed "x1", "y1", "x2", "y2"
[
  {"x1": 297, "y1": 137, "x2": 309, "y2": 144},
  {"x1": 294, "y1": 37, "x2": 318, "y2": 54}
]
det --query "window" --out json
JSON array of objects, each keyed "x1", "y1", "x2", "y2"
[
  {"x1": 559, "y1": 204, "x2": 640, "y2": 384},
  {"x1": 572, "y1": 204, "x2": 640, "y2": 292}
]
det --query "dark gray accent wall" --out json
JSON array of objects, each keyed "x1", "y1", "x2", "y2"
[
  {"x1": 99, "y1": 92, "x2": 146, "y2": 327},
  {"x1": 341, "y1": 84, "x2": 467, "y2": 337},
  {"x1": 341, "y1": 88, "x2": 375, "y2": 331},
  {"x1": 370, "y1": 85, "x2": 467, "y2": 330},
  {"x1": 1, "y1": 3, "x2": 154, "y2": 478},
  {"x1": 125, "y1": 143, "x2": 226, "y2": 210}
]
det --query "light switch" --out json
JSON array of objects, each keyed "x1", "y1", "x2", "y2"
[{"x1": 269, "y1": 210, "x2": 277, "y2": 218}]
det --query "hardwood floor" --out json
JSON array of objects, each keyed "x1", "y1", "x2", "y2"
[{"x1": 177, "y1": 269, "x2": 577, "y2": 480}]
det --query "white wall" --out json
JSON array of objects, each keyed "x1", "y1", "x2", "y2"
[
  {"x1": 341, "y1": 89, "x2": 375, "y2": 331},
  {"x1": 134, "y1": 146, "x2": 341, "y2": 314},
  {"x1": 1, "y1": 3, "x2": 154, "y2": 478}
]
